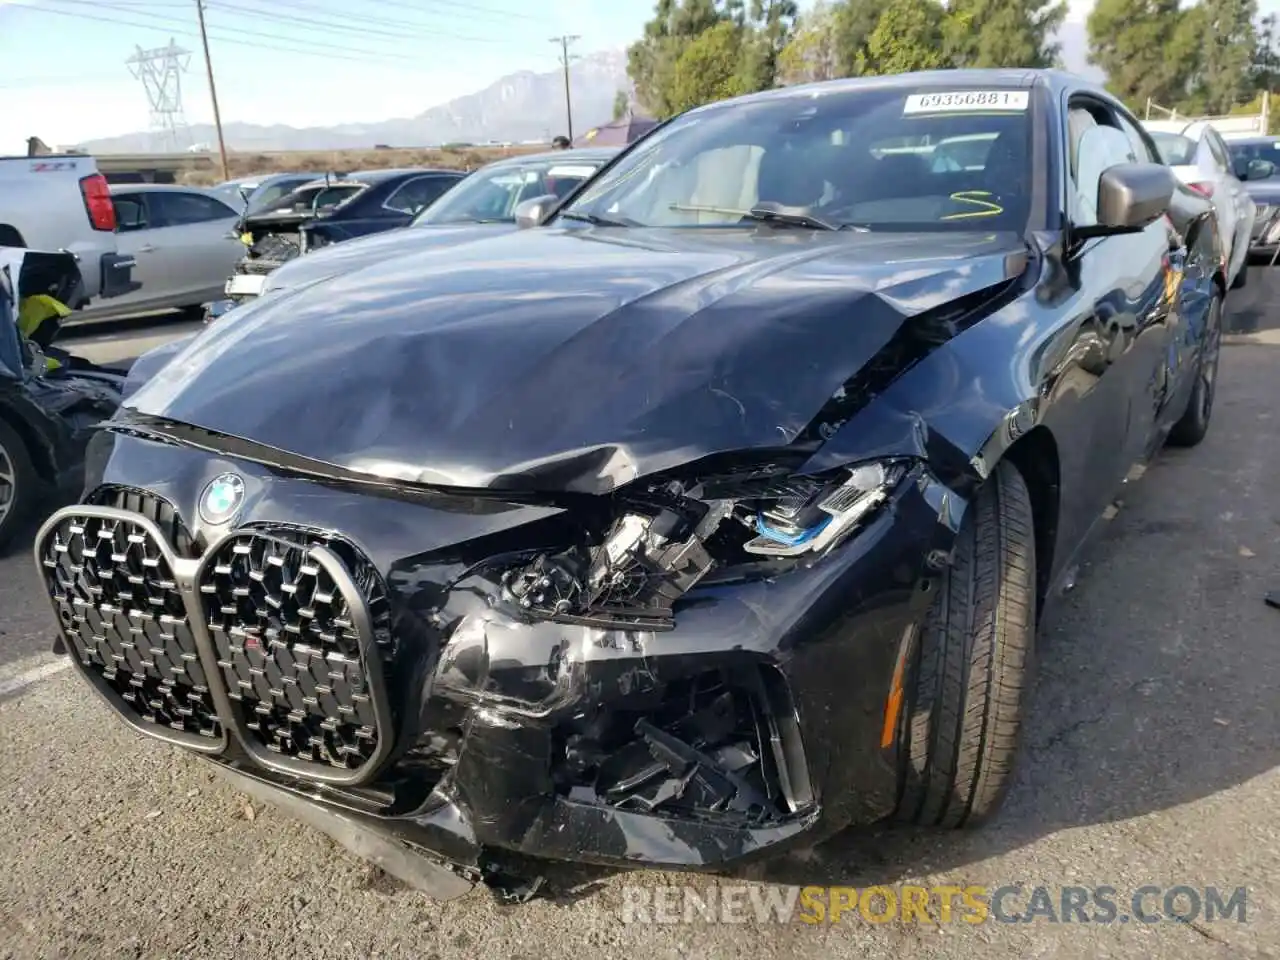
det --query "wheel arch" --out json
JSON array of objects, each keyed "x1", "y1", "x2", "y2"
[
  {"x1": 0, "y1": 402, "x2": 56, "y2": 484},
  {"x1": 0, "y1": 224, "x2": 26, "y2": 248},
  {"x1": 994, "y1": 425, "x2": 1060, "y2": 620}
]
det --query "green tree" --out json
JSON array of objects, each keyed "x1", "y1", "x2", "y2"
[
  {"x1": 832, "y1": 0, "x2": 882, "y2": 75},
  {"x1": 944, "y1": 0, "x2": 1066, "y2": 68},
  {"x1": 1196, "y1": 0, "x2": 1258, "y2": 113},
  {"x1": 735, "y1": 0, "x2": 800, "y2": 91},
  {"x1": 1087, "y1": 0, "x2": 1198, "y2": 110},
  {"x1": 777, "y1": 1, "x2": 843, "y2": 83},
  {"x1": 862, "y1": 0, "x2": 948, "y2": 74},
  {"x1": 666, "y1": 20, "x2": 754, "y2": 113},
  {"x1": 1253, "y1": 12, "x2": 1280, "y2": 92},
  {"x1": 627, "y1": 0, "x2": 726, "y2": 116},
  {"x1": 612, "y1": 89, "x2": 631, "y2": 120}
]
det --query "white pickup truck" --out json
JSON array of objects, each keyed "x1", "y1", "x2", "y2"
[{"x1": 0, "y1": 154, "x2": 136, "y2": 305}]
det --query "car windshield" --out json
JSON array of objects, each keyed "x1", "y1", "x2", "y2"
[
  {"x1": 559, "y1": 86, "x2": 1034, "y2": 232},
  {"x1": 257, "y1": 183, "x2": 366, "y2": 217},
  {"x1": 244, "y1": 180, "x2": 310, "y2": 215},
  {"x1": 1227, "y1": 138, "x2": 1280, "y2": 176},
  {"x1": 1149, "y1": 132, "x2": 1197, "y2": 166},
  {"x1": 413, "y1": 158, "x2": 605, "y2": 225}
]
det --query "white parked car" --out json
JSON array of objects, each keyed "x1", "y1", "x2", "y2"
[{"x1": 1144, "y1": 120, "x2": 1257, "y2": 289}]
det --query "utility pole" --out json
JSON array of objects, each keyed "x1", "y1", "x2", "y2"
[
  {"x1": 195, "y1": 0, "x2": 229, "y2": 180},
  {"x1": 550, "y1": 35, "x2": 580, "y2": 142}
]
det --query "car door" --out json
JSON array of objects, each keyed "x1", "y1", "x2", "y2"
[
  {"x1": 1054, "y1": 99, "x2": 1176, "y2": 549},
  {"x1": 102, "y1": 192, "x2": 164, "y2": 313},
  {"x1": 145, "y1": 191, "x2": 245, "y2": 306},
  {"x1": 1202, "y1": 130, "x2": 1246, "y2": 276},
  {"x1": 382, "y1": 175, "x2": 461, "y2": 224}
]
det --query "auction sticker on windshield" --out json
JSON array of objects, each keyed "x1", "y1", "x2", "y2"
[{"x1": 903, "y1": 91, "x2": 1030, "y2": 114}]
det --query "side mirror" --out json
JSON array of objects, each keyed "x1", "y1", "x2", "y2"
[
  {"x1": 1247, "y1": 158, "x2": 1275, "y2": 181},
  {"x1": 514, "y1": 194, "x2": 559, "y2": 229},
  {"x1": 1075, "y1": 162, "x2": 1174, "y2": 241}
]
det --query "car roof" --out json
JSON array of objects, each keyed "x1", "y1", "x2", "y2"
[
  {"x1": 685, "y1": 67, "x2": 1105, "y2": 115},
  {"x1": 484, "y1": 146, "x2": 620, "y2": 169},
  {"x1": 109, "y1": 183, "x2": 222, "y2": 194},
  {"x1": 343, "y1": 167, "x2": 464, "y2": 182}
]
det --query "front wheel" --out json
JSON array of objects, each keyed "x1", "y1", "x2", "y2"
[
  {"x1": 895, "y1": 459, "x2": 1037, "y2": 829},
  {"x1": 1167, "y1": 292, "x2": 1223, "y2": 448},
  {"x1": 0, "y1": 418, "x2": 40, "y2": 553}
]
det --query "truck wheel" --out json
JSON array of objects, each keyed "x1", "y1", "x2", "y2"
[
  {"x1": 0, "y1": 418, "x2": 39, "y2": 553},
  {"x1": 895, "y1": 459, "x2": 1036, "y2": 829},
  {"x1": 1168, "y1": 292, "x2": 1222, "y2": 448}
]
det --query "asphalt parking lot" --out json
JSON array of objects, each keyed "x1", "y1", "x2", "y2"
[{"x1": 2, "y1": 286, "x2": 1280, "y2": 959}]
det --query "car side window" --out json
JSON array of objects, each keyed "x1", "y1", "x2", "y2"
[
  {"x1": 1116, "y1": 114, "x2": 1159, "y2": 164},
  {"x1": 1205, "y1": 132, "x2": 1230, "y2": 172},
  {"x1": 149, "y1": 192, "x2": 236, "y2": 227},
  {"x1": 113, "y1": 195, "x2": 148, "y2": 231},
  {"x1": 383, "y1": 176, "x2": 456, "y2": 215},
  {"x1": 1068, "y1": 104, "x2": 1137, "y2": 227}
]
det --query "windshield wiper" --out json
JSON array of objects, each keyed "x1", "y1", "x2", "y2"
[
  {"x1": 559, "y1": 211, "x2": 634, "y2": 227},
  {"x1": 668, "y1": 202, "x2": 840, "y2": 231}
]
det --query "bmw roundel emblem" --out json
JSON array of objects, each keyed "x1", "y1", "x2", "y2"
[{"x1": 199, "y1": 473, "x2": 245, "y2": 525}]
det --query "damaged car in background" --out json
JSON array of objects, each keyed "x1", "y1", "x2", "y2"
[
  {"x1": 0, "y1": 249, "x2": 124, "y2": 550},
  {"x1": 200, "y1": 148, "x2": 619, "y2": 323},
  {"x1": 219, "y1": 168, "x2": 466, "y2": 307},
  {"x1": 35, "y1": 70, "x2": 1225, "y2": 901}
]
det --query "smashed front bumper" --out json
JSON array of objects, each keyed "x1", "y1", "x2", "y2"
[{"x1": 32, "y1": 454, "x2": 957, "y2": 895}]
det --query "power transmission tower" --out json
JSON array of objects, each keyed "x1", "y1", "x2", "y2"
[
  {"x1": 126, "y1": 40, "x2": 193, "y2": 152},
  {"x1": 550, "y1": 35, "x2": 580, "y2": 142}
]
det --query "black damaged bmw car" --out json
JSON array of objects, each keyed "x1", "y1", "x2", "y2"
[{"x1": 35, "y1": 69, "x2": 1225, "y2": 899}]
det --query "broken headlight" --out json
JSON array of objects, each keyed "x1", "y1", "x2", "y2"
[
  {"x1": 502, "y1": 459, "x2": 910, "y2": 631},
  {"x1": 729, "y1": 460, "x2": 906, "y2": 558}
]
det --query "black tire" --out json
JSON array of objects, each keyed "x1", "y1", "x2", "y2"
[
  {"x1": 1167, "y1": 292, "x2": 1223, "y2": 448},
  {"x1": 0, "y1": 418, "x2": 40, "y2": 553},
  {"x1": 895, "y1": 459, "x2": 1037, "y2": 829}
]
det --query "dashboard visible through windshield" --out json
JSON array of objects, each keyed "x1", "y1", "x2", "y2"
[{"x1": 559, "y1": 86, "x2": 1035, "y2": 232}]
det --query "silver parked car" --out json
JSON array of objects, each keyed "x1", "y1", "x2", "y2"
[
  {"x1": 76, "y1": 185, "x2": 246, "y2": 321},
  {"x1": 1144, "y1": 120, "x2": 1258, "y2": 289}
]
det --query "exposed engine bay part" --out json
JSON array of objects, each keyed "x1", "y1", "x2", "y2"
[{"x1": 501, "y1": 460, "x2": 909, "y2": 629}]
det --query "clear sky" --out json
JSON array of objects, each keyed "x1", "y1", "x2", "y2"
[{"x1": 0, "y1": 0, "x2": 1256, "y2": 154}]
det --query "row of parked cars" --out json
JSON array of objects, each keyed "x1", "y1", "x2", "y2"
[{"x1": 0, "y1": 68, "x2": 1273, "y2": 902}]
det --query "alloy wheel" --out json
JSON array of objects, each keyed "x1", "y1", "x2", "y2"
[{"x1": 0, "y1": 438, "x2": 15, "y2": 530}]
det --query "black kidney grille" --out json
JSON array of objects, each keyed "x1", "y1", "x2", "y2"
[
  {"x1": 38, "y1": 514, "x2": 221, "y2": 740},
  {"x1": 87, "y1": 485, "x2": 201, "y2": 558},
  {"x1": 200, "y1": 532, "x2": 388, "y2": 771}
]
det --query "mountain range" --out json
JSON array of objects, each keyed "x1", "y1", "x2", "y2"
[{"x1": 75, "y1": 29, "x2": 1102, "y2": 154}]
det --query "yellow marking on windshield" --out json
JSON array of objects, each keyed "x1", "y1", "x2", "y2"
[{"x1": 941, "y1": 191, "x2": 1005, "y2": 220}]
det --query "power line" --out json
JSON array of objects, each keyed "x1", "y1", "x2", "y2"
[
  {"x1": 224, "y1": 0, "x2": 551, "y2": 29},
  {"x1": 550, "y1": 35, "x2": 580, "y2": 142},
  {"x1": 28, "y1": 1, "x2": 480, "y2": 68},
  {"x1": 206, "y1": 0, "x2": 509, "y2": 46},
  {"x1": 357, "y1": 0, "x2": 551, "y2": 26}
]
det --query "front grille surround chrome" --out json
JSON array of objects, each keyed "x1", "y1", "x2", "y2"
[{"x1": 34, "y1": 504, "x2": 394, "y2": 787}]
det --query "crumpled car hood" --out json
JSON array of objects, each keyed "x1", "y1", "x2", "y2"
[
  {"x1": 264, "y1": 222, "x2": 513, "y2": 294},
  {"x1": 124, "y1": 226, "x2": 1028, "y2": 493}
]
